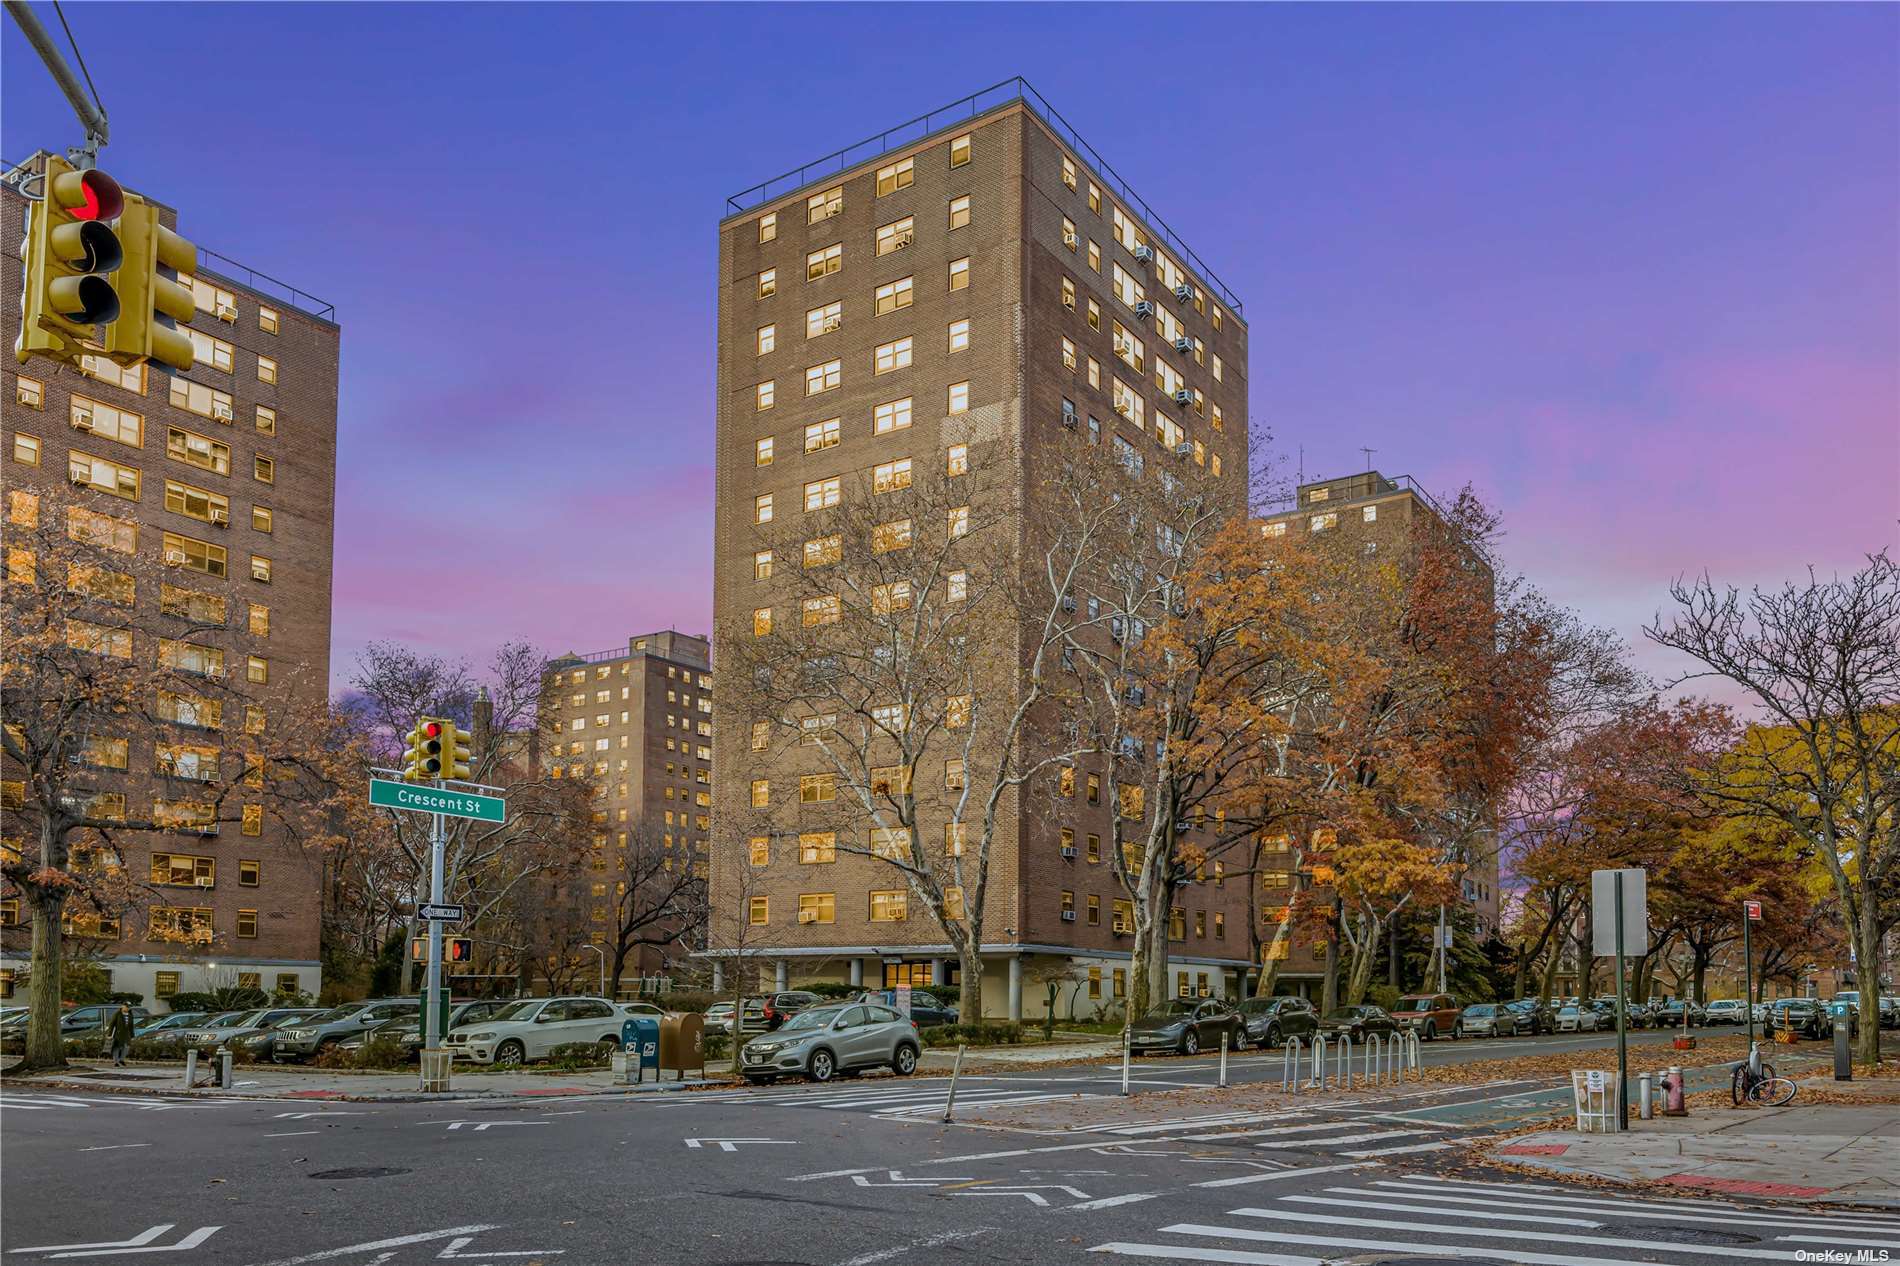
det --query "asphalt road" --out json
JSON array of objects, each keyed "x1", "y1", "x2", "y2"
[{"x1": 2, "y1": 1025, "x2": 1890, "y2": 1266}]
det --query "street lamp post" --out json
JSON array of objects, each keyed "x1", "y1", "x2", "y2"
[{"x1": 581, "y1": 944, "x2": 606, "y2": 1000}]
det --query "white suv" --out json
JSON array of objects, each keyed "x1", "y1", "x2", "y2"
[{"x1": 446, "y1": 997, "x2": 656, "y2": 1065}]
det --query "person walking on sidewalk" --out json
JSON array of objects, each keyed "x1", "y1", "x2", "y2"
[{"x1": 107, "y1": 1002, "x2": 135, "y2": 1067}]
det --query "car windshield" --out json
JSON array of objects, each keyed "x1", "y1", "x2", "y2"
[
  {"x1": 304, "y1": 1005, "x2": 365, "y2": 1025},
  {"x1": 1465, "y1": 1006, "x2": 1494, "y2": 1016},
  {"x1": 778, "y1": 1008, "x2": 840, "y2": 1033},
  {"x1": 1395, "y1": 997, "x2": 1435, "y2": 1011},
  {"x1": 1146, "y1": 1002, "x2": 1199, "y2": 1019},
  {"x1": 265, "y1": 1012, "x2": 312, "y2": 1029},
  {"x1": 486, "y1": 1000, "x2": 544, "y2": 1023},
  {"x1": 224, "y1": 1009, "x2": 270, "y2": 1027}
]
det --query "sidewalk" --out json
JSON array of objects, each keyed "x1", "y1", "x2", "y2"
[
  {"x1": 1487, "y1": 1099, "x2": 1900, "y2": 1209},
  {"x1": 1, "y1": 1059, "x2": 722, "y2": 1101}
]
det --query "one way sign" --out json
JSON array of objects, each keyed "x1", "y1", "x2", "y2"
[{"x1": 418, "y1": 903, "x2": 464, "y2": 921}]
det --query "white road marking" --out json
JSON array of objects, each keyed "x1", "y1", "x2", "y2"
[
  {"x1": 833, "y1": 1228, "x2": 991, "y2": 1266},
  {"x1": 1191, "y1": 1162, "x2": 1377, "y2": 1189},
  {"x1": 1224, "y1": 1206, "x2": 1819, "y2": 1260},
  {"x1": 264, "y1": 1131, "x2": 320, "y2": 1139},
  {"x1": 1158, "y1": 1222, "x2": 1675, "y2": 1266},
  {"x1": 1371, "y1": 1180, "x2": 1900, "y2": 1232},
  {"x1": 270, "y1": 1111, "x2": 364, "y2": 1121},
  {"x1": 683, "y1": 1137, "x2": 795, "y2": 1151},
  {"x1": 77, "y1": 1144, "x2": 151, "y2": 1153},
  {"x1": 245, "y1": 1225, "x2": 504, "y2": 1266},
  {"x1": 849, "y1": 1171, "x2": 974, "y2": 1188},
  {"x1": 1340, "y1": 1140, "x2": 1452, "y2": 1158},
  {"x1": 10, "y1": 1225, "x2": 221, "y2": 1258},
  {"x1": 1067, "y1": 1194, "x2": 1162, "y2": 1211},
  {"x1": 441, "y1": 1120, "x2": 548, "y2": 1132},
  {"x1": 1253, "y1": 1129, "x2": 1414, "y2": 1150},
  {"x1": 1279, "y1": 1194, "x2": 1601, "y2": 1227},
  {"x1": 1089, "y1": 1244, "x2": 1321, "y2": 1265},
  {"x1": 433, "y1": 1235, "x2": 563, "y2": 1259}
]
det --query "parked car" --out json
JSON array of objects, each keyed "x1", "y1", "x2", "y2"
[
  {"x1": 1455, "y1": 1003, "x2": 1519, "y2": 1038},
  {"x1": 1554, "y1": 1004, "x2": 1600, "y2": 1033},
  {"x1": 273, "y1": 999, "x2": 421, "y2": 1062},
  {"x1": 1880, "y1": 997, "x2": 1900, "y2": 1030},
  {"x1": 133, "y1": 1010, "x2": 207, "y2": 1038},
  {"x1": 1625, "y1": 1001, "x2": 1654, "y2": 1029},
  {"x1": 1318, "y1": 1005, "x2": 1400, "y2": 1042},
  {"x1": 1586, "y1": 999, "x2": 1621, "y2": 1026},
  {"x1": 445, "y1": 996, "x2": 633, "y2": 1065},
  {"x1": 1130, "y1": 999, "x2": 1242, "y2": 1056},
  {"x1": 855, "y1": 988, "x2": 958, "y2": 1028},
  {"x1": 339, "y1": 1001, "x2": 507, "y2": 1058},
  {"x1": 759, "y1": 991, "x2": 822, "y2": 1032},
  {"x1": 1651, "y1": 999, "x2": 1706, "y2": 1029},
  {"x1": 1233, "y1": 996, "x2": 1320, "y2": 1049},
  {"x1": 739, "y1": 1001, "x2": 919, "y2": 1084},
  {"x1": 1703, "y1": 999, "x2": 1747, "y2": 1025},
  {"x1": 1390, "y1": 994, "x2": 1461, "y2": 1041},
  {"x1": 705, "y1": 1000, "x2": 765, "y2": 1037},
  {"x1": 167, "y1": 1007, "x2": 318, "y2": 1051},
  {"x1": 59, "y1": 1004, "x2": 149, "y2": 1036},
  {"x1": 1503, "y1": 998, "x2": 1557, "y2": 1035},
  {"x1": 1766, "y1": 998, "x2": 1832, "y2": 1039},
  {"x1": 222, "y1": 1009, "x2": 327, "y2": 1060}
]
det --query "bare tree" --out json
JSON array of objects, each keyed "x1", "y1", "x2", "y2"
[
  {"x1": 1646, "y1": 552, "x2": 1900, "y2": 1066},
  {"x1": 704, "y1": 844, "x2": 785, "y2": 1077},
  {"x1": 602, "y1": 821, "x2": 707, "y2": 995}
]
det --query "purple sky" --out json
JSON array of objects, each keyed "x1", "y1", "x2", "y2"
[{"x1": 6, "y1": 4, "x2": 1895, "y2": 695}]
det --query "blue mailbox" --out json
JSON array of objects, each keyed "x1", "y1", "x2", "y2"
[{"x1": 622, "y1": 1016, "x2": 660, "y2": 1082}]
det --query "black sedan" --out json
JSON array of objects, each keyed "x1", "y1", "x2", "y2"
[
  {"x1": 1233, "y1": 996, "x2": 1320, "y2": 1049},
  {"x1": 855, "y1": 988, "x2": 958, "y2": 1027},
  {"x1": 1129, "y1": 999, "x2": 1240, "y2": 1056},
  {"x1": 1318, "y1": 1005, "x2": 1400, "y2": 1041}
]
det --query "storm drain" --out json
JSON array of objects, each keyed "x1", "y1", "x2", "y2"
[
  {"x1": 307, "y1": 1167, "x2": 411, "y2": 1180},
  {"x1": 1614, "y1": 1225, "x2": 1762, "y2": 1247}
]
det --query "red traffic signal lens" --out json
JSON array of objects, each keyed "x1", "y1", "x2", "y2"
[
  {"x1": 67, "y1": 169, "x2": 124, "y2": 222},
  {"x1": 423, "y1": 721, "x2": 442, "y2": 738}
]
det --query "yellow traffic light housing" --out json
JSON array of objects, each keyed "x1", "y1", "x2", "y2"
[
  {"x1": 443, "y1": 721, "x2": 472, "y2": 780},
  {"x1": 107, "y1": 196, "x2": 197, "y2": 372},
  {"x1": 16, "y1": 155, "x2": 124, "y2": 368},
  {"x1": 401, "y1": 717, "x2": 447, "y2": 782}
]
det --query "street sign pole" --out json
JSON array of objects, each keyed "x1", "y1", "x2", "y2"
[
  {"x1": 1743, "y1": 900, "x2": 1762, "y2": 1048},
  {"x1": 424, "y1": 804, "x2": 446, "y2": 1052},
  {"x1": 1436, "y1": 905, "x2": 1448, "y2": 993},
  {"x1": 1615, "y1": 872, "x2": 1629, "y2": 1130}
]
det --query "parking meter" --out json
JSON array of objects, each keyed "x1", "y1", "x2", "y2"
[
  {"x1": 1831, "y1": 1004, "x2": 1852, "y2": 1081},
  {"x1": 622, "y1": 1016, "x2": 660, "y2": 1084}
]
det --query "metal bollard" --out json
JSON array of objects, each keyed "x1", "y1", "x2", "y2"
[
  {"x1": 1638, "y1": 1072, "x2": 1654, "y2": 1119},
  {"x1": 219, "y1": 1047, "x2": 233, "y2": 1089},
  {"x1": 1337, "y1": 1034, "x2": 1353, "y2": 1090},
  {"x1": 182, "y1": 1048, "x2": 197, "y2": 1088},
  {"x1": 1310, "y1": 1034, "x2": 1328, "y2": 1089},
  {"x1": 1406, "y1": 1030, "x2": 1422, "y2": 1082},
  {"x1": 1121, "y1": 1028, "x2": 1132, "y2": 1097},
  {"x1": 1282, "y1": 1036, "x2": 1304, "y2": 1093},
  {"x1": 941, "y1": 1043, "x2": 965, "y2": 1123},
  {"x1": 1363, "y1": 1034, "x2": 1381, "y2": 1087},
  {"x1": 1218, "y1": 1031, "x2": 1229, "y2": 1089}
]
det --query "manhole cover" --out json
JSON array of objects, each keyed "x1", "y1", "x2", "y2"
[
  {"x1": 1617, "y1": 1225, "x2": 1761, "y2": 1247},
  {"x1": 308, "y1": 1167, "x2": 410, "y2": 1180}
]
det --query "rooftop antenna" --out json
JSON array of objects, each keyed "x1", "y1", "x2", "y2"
[{"x1": 1360, "y1": 446, "x2": 1376, "y2": 472}]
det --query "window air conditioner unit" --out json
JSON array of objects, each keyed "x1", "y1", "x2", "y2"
[
  {"x1": 1113, "y1": 335, "x2": 1131, "y2": 355},
  {"x1": 1060, "y1": 846, "x2": 1076, "y2": 859},
  {"x1": 209, "y1": 508, "x2": 229, "y2": 527},
  {"x1": 822, "y1": 315, "x2": 843, "y2": 333},
  {"x1": 1172, "y1": 389, "x2": 1192, "y2": 406},
  {"x1": 1060, "y1": 595, "x2": 1076, "y2": 613},
  {"x1": 69, "y1": 470, "x2": 90, "y2": 486},
  {"x1": 1061, "y1": 910, "x2": 1077, "y2": 922},
  {"x1": 212, "y1": 403, "x2": 233, "y2": 421},
  {"x1": 1061, "y1": 410, "x2": 1079, "y2": 430},
  {"x1": 1173, "y1": 284, "x2": 1193, "y2": 302},
  {"x1": 798, "y1": 911, "x2": 818, "y2": 924},
  {"x1": 70, "y1": 413, "x2": 93, "y2": 431},
  {"x1": 216, "y1": 304, "x2": 238, "y2": 323},
  {"x1": 1174, "y1": 442, "x2": 1194, "y2": 458},
  {"x1": 1062, "y1": 230, "x2": 1077, "y2": 248},
  {"x1": 163, "y1": 548, "x2": 189, "y2": 566},
  {"x1": 196, "y1": 875, "x2": 214, "y2": 886},
  {"x1": 1113, "y1": 920, "x2": 1130, "y2": 934},
  {"x1": 1133, "y1": 245, "x2": 1155, "y2": 264},
  {"x1": 1134, "y1": 301, "x2": 1154, "y2": 321},
  {"x1": 892, "y1": 235, "x2": 911, "y2": 250}
]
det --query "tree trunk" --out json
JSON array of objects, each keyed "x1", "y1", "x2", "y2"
[
  {"x1": 956, "y1": 946, "x2": 983, "y2": 1023},
  {"x1": 1345, "y1": 920, "x2": 1381, "y2": 1006},
  {"x1": 1538, "y1": 938, "x2": 1562, "y2": 1004},
  {"x1": 1254, "y1": 916, "x2": 1291, "y2": 998},
  {"x1": 22, "y1": 892, "x2": 67, "y2": 1071},
  {"x1": 1388, "y1": 922, "x2": 1401, "y2": 988},
  {"x1": 1855, "y1": 902, "x2": 1881, "y2": 1067},
  {"x1": 1320, "y1": 916, "x2": 1340, "y2": 1015}
]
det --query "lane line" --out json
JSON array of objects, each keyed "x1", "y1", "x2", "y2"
[
  {"x1": 1253, "y1": 1129, "x2": 1415, "y2": 1150},
  {"x1": 265, "y1": 1131, "x2": 321, "y2": 1138},
  {"x1": 1366, "y1": 1181, "x2": 1900, "y2": 1233},
  {"x1": 1067, "y1": 1193, "x2": 1163, "y2": 1212},
  {"x1": 78, "y1": 1143, "x2": 153, "y2": 1152},
  {"x1": 1089, "y1": 1243, "x2": 1322, "y2": 1265},
  {"x1": 1192, "y1": 1162, "x2": 1378, "y2": 1189},
  {"x1": 833, "y1": 1228, "x2": 992, "y2": 1266},
  {"x1": 1277, "y1": 1194, "x2": 1602, "y2": 1228},
  {"x1": 246, "y1": 1225, "x2": 505, "y2": 1266},
  {"x1": 1340, "y1": 1141, "x2": 1451, "y2": 1158}
]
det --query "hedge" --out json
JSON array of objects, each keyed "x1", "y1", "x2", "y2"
[{"x1": 919, "y1": 1022, "x2": 1021, "y2": 1048}]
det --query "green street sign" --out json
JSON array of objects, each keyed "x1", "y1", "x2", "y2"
[{"x1": 369, "y1": 777, "x2": 506, "y2": 823}]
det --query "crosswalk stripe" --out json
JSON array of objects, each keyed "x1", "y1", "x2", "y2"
[
  {"x1": 1227, "y1": 1205, "x2": 1818, "y2": 1260},
  {"x1": 1397, "y1": 1173, "x2": 1900, "y2": 1224},
  {"x1": 1191, "y1": 1162, "x2": 1377, "y2": 1190},
  {"x1": 1089, "y1": 1243, "x2": 1322, "y2": 1265},
  {"x1": 1779, "y1": 1234, "x2": 1900, "y2": 1251},
  {"x1": 1339, "y1": 1140, "x2": 1451, "y2": 1158},
  {"x1": 1157, "y1": 1222, "x2": 1662, "y2": 1266},
  {"x1": 1278, "y1": 1194, "x2": 1602, "y2": 1228},
  {"x1": 1368, "y1": 1180, "x2": 1900, "y2": 1234},
  {"x1": 1252, "y1": 1129, "x2": 1415, "y2": 1150}
]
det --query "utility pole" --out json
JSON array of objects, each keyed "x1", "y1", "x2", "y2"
[
  {"x1": 425, "y1": 807, "x2": 447, "y2": 1050},
  {"x1": 4, "y1": 0, "x2": 108, "y2": 162},
  {"x1": 1435, "y1": 904, "x2": 1448, "y2": 993}
]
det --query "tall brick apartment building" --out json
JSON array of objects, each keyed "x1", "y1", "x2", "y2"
[
  {"x1": 1256, "y1": 469, "x2": 1505, "y2": 993},
  {"x1": 1, "y1": 155, "x2": 338, "y2": 1005},
  {"x1": 541, "y1": 631, "x2": 712, "y2": 981},
  {"x1": 711, "y1": 83, "x2": 1253, "y2": 1019}
]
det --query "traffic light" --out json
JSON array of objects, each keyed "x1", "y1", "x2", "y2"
[
  {"x1": 106, "y1": 195, "x2": 197, "y2": 373},
  {"x1": 402, "y1": 717, "x2": 447, "y2": 781},
  {"x1": 16, "y1": 155, "x2": 124, "y2": 368},
  {"x1": 442, "y1": 720, "x2": 472, "y2": 780},
  {"x1": 446, "y1": 937, "x2": 473, "y2": 964}
]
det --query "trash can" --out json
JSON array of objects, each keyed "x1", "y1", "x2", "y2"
[
  {"x1": 621, "y1": 1016, "x2": 660, "y2": 1084},
  {"x1": 659, "y1": 1012, "x2": 705, "y2": 1080},
  {"x1": 419, "y1": 1048, "x2": 453, "y2": 1093}
]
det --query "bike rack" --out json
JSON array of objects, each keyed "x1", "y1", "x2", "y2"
[
  {"x1": 1281, "y1": 1035, "x2": 1306, "y2": 1093},
  {"x1": 1401, "y1": 1030, "x2": 1422, "y2": 1083},
  {"x1": 1363, "y1": 1034, "x2": 1384, "y2": 1087},
  {"x1": 1335, "y1": 1033, "x2": 1353, "y2": 1090},
  {"x1": 1309, "y1": 1034, "x2": 1328, "y2": 1089}
]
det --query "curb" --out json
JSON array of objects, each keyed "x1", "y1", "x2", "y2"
[{"x1": 2, "y1": 1073, "x2": 726, "y2": 1103}]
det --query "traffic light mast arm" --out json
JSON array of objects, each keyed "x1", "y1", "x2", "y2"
[{"x1": 4, "y1": 1, "x2": 109, "y2": 157}]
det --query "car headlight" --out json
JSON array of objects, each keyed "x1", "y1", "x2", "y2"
[{"x1": 462, "y1": 1032, "x2": 494, "y2": 1042}]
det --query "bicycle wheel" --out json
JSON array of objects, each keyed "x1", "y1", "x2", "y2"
[
  {"x1": 1749, "y1": 1077, "x2": 1797, "y2": 1107},
  {"x1": 1730, "y1": 1064, "x2": 1749, "y2": 1107}
]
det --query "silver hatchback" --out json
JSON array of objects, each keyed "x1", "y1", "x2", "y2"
[{"x1": 739, "y1": 1002, "x2": 920, "y2": 1084}]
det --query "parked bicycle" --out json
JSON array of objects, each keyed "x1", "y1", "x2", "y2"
[{"x1": 1731, "y1": 1040, "x2": 1798, "y2": 1107}]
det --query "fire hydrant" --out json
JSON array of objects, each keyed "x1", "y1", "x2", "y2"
[{"x1": 1661, "y1": 1065, "x2": 1688, "y2": 1117}]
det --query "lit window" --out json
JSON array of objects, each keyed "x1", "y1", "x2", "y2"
[
  {"x1": 184, "y1": 328, "x2": 235, "y2": 372},
  {"x1": 804, "y1": 476, "x2": 841, "y2": 510},
  {"x1": 253, "y1": 455, "x2": 274, "y2": 483},
  {"x1": 15, "y1": 376, "x2": 44, "y2": 409},
  {"x1": 749, "y1": 836, "x2": 770, "y2": 865},
  {"x1": 946, "y1": 444, "x2": 968, "y2": 477},
  {"x1": 758, "y1": 211, "x2": 778, "y2": 242},
  {"x1": 947, "y1": 381, "x2": 970, "y2": 415},
  {"x1": 1061, "y1": 277, "x2": 1075, "y2": 311},
  {"x1": 805, "y1": 359, "x2": 842, "y2": 395},
  {"x1": 872, "y1": 458, "x2": 912, "y2": 494},
  {"x1": 752, "y1": 607, "x2": 773, "y2": 637},
  {"x1": 949, "y1": 133, "x2": 971, "y2": 167},
  {"x1": 78, "y1": 354, "x2": 145, "y2": 394},
  {"x1": 798, "y1": 893, "x2": 836, "y2": 925},
  {"x1": 257, "y1": 356, "x2": 277, "y2": 384},
  {"x1": 871, "y1": 518, "x2": 912, "y2": 553},
  {"x1": 873, "y1": 397, "x2": 912, "y2": 434},
  {"x1": 1213, "y1": 353, "x2": 1224, "y2": 382},
  {"x1": 1087, "y1": 298, "x2": 1100, "y2": 329},
  {"x1": 799, "y1": 772, "x2": 837, "y2": 802},
  {"x1": 1263, "y1": 521, "x2": 1287, "y2": 538},
  {"x1": 948, "y1": 195, "x2": 970, "y2": 230},
  {"x1": 70, "y1": 394, "x2": 144, "y2": 446},
  {"x1": 875, "y1": 157, "x2": 913, "y2": 196},
  {"x1": 1088, "y1": 240, "x2": 1101, "y2": 272},
  {"x1": 753, "y1": 493, "x2": 774, "y2": 524},
  {"x1": 247, "y1": 655, "x2": 269, "y2": 684},
  {"x1": 8, "y1": 490, "x2": 37, "y2": 526},
  {"x1": 750, "y1": 779, "x2": 769, "y2": 807},
  {"x1": 250, "y1": 555, "x2": 271, "y2": 584},
  {"x1": 869, "y1": 889, "x2": 907, "y2": 921},
  {"x1": 806, "y1": 242, "x2": 842, "y2": 281},
  {"x1": 873, "y1": 337, "x2": 913, "y2": 374},
  {"x1": 1309, "y1": 513, "x2": 1336, "y2": 532},
  {"x1": 1061, "y1": 157, "x2": 1077, "y2": 190},
  {"x1": 875, "y1": 216, "x2": 914, "y2": 256},
  {"x1": 748, "y1": 896, "x2": 769, "y2": 925},
  {"x1": 757, "y1": 324, "x2": 776, "y2": 355},
  {"x1": 162, "y1": 530, "x2": 226, "y2": 577},
  {"x1": 947, "y1": 570, "x2": 967, "y2": 602},
  {"x1": 1088, "y1": 182, "x2": 1101, "y2": 214},
  {"x1": 1363, "y1": 504, "x2": 1378, "y2": 522},
  {"x1": 755, "y1": 437, "x2": 774, "y2": 466},
  {"x1": 807, "y1": 185, "x2": 842, "y2": 223},
  {"x1": 803, "y1": 534, "x2": 841, "y2": 568},
  {"x1": 757, "y1": 268, "x2": 776, "y2": 298},
  {"x1": 255, "y1": 405, "x2": 276, "y2": 435},
  {"x1": 871, "y1": 579, "x2": 913, "y2": 614},
  {"x1": 875, "y1": 276, "x2": 913, "y2": 315},
  {"x1": 67, "y1": 450, "x2": 141, "y2": 500},
  {"x1": 755, "y1": 380, "x2": 776, "y2": 411},
  {"x1": 804, "y1": 417, "x2": 841, "y2": 452},
  {"x1": 1062, "y1": 337, "x2": 1077, "y2": 370},
  {"x1": 805, "y1": 300, "x2": 843, "y2": 338},
  {"x1": 948, "y1": 318, "x2": 970, "y2": 352},
  {"x1": 948, "y1": 257, "x2": 969, "y2": 291},
  {"x1": 947, "y1": 505, "x2": 969, "y2": 539},
  {"x1": 70, "y1": 505, "x2": 137, "y2": 553},
  {"x1": 250, "y1": 603, "x2": 268, "y2": 636}
]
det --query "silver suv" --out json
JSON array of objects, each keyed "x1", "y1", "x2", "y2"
[
  {"x1": 740, "y1": 1002, "x2": 920, "y2": 1084},
  {"x1": 272, "y1": 999, "x2": 420, "y2": 1062}
]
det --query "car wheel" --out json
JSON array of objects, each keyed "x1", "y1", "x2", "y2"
[
  {"x1": 1422, "y1": 1022, "x2": 1437, "y2": 1042},
  {"x1": 1182, "y1": 1030, "x2": 1200, "y2": 1057},
  {"x1": 495, "y1": 1039, "x2": 526, "y2": 1065},
  {"x1": 808, "y1": 1049, "x2": 836, "y2": 1082},
  {"x1": 1264, "y1": 1023, "x2": 1282, "y2": 1049},
  {"x1": 891, "y1": 1044, "x2": 918, "y2": 1076}
]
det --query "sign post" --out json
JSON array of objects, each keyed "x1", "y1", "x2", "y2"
[
  {"x1": 1593, "y1": 868, "x2": 1647, "y2": 1132},
  {"x1": 1743, "y1": 900, "x2": 1763, "y2": 1047}
]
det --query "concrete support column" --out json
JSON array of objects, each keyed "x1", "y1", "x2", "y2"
[
  {"x1": 774, "y1": 960, "x2": 789, "y2": 991},
  {"x1": 1008, "y1": 956, "x2": 1023, "y2": 1023},
  {"x1": 931, "y1": 959, "x2": 947, "y2": 988},
  {"x1": 711, "y1": 962, "x2": 724, "y2": 993},
  {"x1": 848, "y1": 958, "x2": 863, "y2": 987}
]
